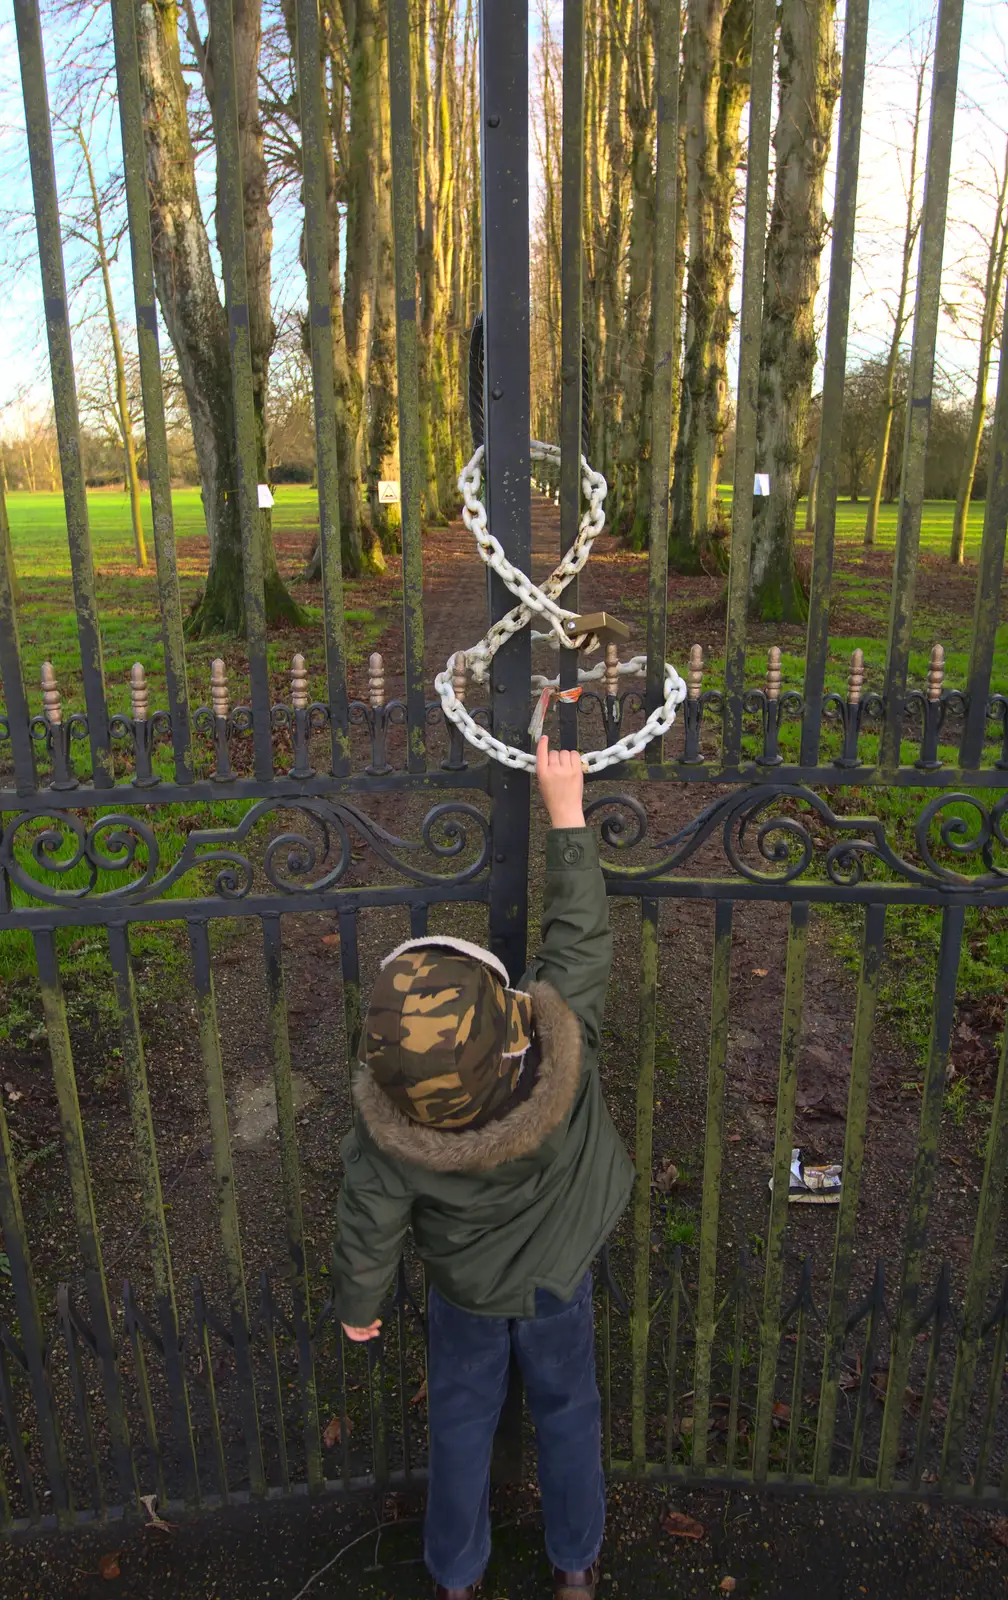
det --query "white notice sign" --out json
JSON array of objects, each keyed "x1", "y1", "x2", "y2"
[
  {"x1": 754, "y1": 473, "x2": 770, "y2": 497},
  {"x1": 378, "y1": 480, "x2": 401, "y2": 504},
  {"x1": 257, "y1": 483, "x2": 274, "y2": 508}
]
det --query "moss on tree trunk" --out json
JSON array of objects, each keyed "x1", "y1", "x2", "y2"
[{"x1": 748, "y1": 0, "x2": 840, "y2": 624}]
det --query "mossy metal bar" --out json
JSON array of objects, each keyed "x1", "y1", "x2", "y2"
[
  {"x1": 0, "y1": 486, "x2": 37, "y2": 795},
  {"x1": 108, "y1": 924, "x2": 199, "y2": 1506},
  {"x1": 293, "y1": 0, "x2": 350, "y2": 774},
  {"x1": 387, "y1": 0, "x2": 427, "y2": 772},
  {"x1": 940, "y1": 1011, "x2": 1008, "y2": 1488},
  {"x1": 814, "y1": 903, "x2": 885, "y2": 1485},
  {"x1": 108, "y1": 0, "x2": 193, "y2": 784},
  {"x1": 877, "y1": 905, "x2": 965, "y2": 1487},
  {"x1": 721, "y1": 0, "x2": 776, "y2": 765},
  {"x1": 188, "y1": 921, "x2": 265, "y2": 1496},
  {"x1": 13, "y1": 0, "x2": 111, "y2": 787},
  {"x1": 691, "y1": 899, "x2": 733, "y2": 1469},
  {"x1": 558, "y1": 0, "x2": 585, "y2": 748},
  {"x1": 644, "y1": 0, "x2": 682, "y2": 738},
  {"x1": 800, "y1": 0, "x2": 869, "y2": 765},
  {"x1": 33, "y1": 929, "x2": 136, "y2": 1507},
  {"x1": 880, "y1": 0, "x2": 965, "y2": 769},
  {"x1": 630, "y1": 899, "x2": 659, "y2": 1471},
  {"x1": 960, "y1": 299, "x2": 1008, "y2": 768},
  {"x1": 0, "y1": 1091, "x2": 70, "y2": 1522},
  {"x1": 753, "y1": 902, "x2": 809, "y2": 1480},
  {"x1": 261, "y1": 915, "x2": 322, "y2": 1491}
]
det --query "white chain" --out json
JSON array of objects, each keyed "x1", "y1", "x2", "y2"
[{"x1": 434, "y1": 442, "x2": 687, "y2": 773}]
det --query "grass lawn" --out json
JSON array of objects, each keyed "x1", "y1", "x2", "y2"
[{"x1": 3, "y1": 485, "x2": 382, "y2": 740}]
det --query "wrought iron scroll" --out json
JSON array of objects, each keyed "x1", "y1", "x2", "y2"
[
  {"x1": 591, "y1": 783, "x2": 1008, "y2": 895},
  {"x1": 0, "y1": 799, "x2": 491, "y2": 906}
]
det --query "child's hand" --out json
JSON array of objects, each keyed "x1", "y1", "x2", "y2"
[
  {"x1": 536, "y1": 735, "x2": 585, "y2": 830},
  {"x1": 343, "y1": 1319, "x2": 382, "y2": 1343}
]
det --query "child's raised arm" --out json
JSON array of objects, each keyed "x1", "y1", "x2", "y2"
[{"x1": 525, "y1": 736, "x2": 612, "y2": 1053}]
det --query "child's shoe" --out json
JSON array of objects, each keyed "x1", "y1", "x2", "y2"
[{"x1": 553, "y1": 1564, "x2": 598, "y2": 1598}]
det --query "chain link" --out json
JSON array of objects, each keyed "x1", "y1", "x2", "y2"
[{"x1": 434, "y1": 443, "x2": 687, "y2": 772}]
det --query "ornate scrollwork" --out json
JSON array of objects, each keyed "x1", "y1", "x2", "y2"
[
  {"x1": 602, "y1": 783, "x2": 1008, "y2": 895},
  {"x1": 0, "y1": 798, "x2": 491, "y2": 906},
  {"x1": 822, "y1": 688, "x2": 885, "y2": 767},
  {"x1": 584, "y1": 791, "x2": 649, "y2": 850},
  {"x1": 29, "y1": 709, "x2": 89, "y2": 791}
]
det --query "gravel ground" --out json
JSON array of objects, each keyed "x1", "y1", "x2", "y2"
[{"x1": 2, "y1": 1482, "x2": 1007, "y2": 1600}]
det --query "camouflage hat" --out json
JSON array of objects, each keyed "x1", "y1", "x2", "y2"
[{"x1": 363, "y1": 937, "x2": 534, "y2": 1129}]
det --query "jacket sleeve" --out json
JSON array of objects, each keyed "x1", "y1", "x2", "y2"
[
  {"x1": 523, "y1": 826, "x2": 612, "y2": 1053},
  {"x1": 330, "y1": 1124, "x2": 413, "y2": 1327}
]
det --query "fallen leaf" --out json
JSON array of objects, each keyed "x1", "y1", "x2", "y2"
[
  {"x1": 655, "y1": 1159, "x2": 679, "y2": 1194},
  {"x1": 662, "y1": 1510, "x2": 705, "y2": 1540},
  {"x1": 323, "y1": 1414, "x2": 350, "y2": 1448},
  {"x1": 720, "y1": 1580, "x2": 737, "y2": 1594},
  {"x1": 140, "y1": 1493, "x2": 176, "y2": 1533},
  {"x1": 771, "y1": 1400, "x2": 791, "y2": 1425},
  {"x1": 321, "y1": 933, "x2": 341, "y2": 948},
  {"x1": 728, "y1": 1133, "x2": 742, "y2": 1142},
  {"x1": 752, "y1": 969, "x2": 769, "y2": 979},
  {"x1": 3, "y1": 1082, "x2": 23, "y2": 1104},
  {"x1": 992, "y1": 1517, "x2": 1008, "y2": 1549},
  {"x1": 98, "y1": 1552, "x2": 121, "y2": 1580},
  {"x1": 411, "y1": 1380, "x2": 427, "y2": 1406}
]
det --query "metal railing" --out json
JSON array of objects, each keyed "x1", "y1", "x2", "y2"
[{"x1": 0, "y1": 0, "x2": 1005, "y2": 1532}]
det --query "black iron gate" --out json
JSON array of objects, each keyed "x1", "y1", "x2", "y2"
[{"x1": 0, "y1": 0, "x2": 1006, "y2": 1534}]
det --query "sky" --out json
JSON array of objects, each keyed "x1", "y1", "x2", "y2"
[{"x1": 0, "y1": 0, "x2": 1005, "y2": 436}]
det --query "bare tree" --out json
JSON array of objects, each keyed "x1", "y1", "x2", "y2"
[
  {"x1": 863, "y1": 46, "x2": 927, "y2": 548},
  {"x1": 63, "y1": 111, "x2": 147, "y2": 568},
  {"x1": 749, "y1": 0, "x2": 841, "y2": 621},
  {"x1": 135, "y1": 0, "x2": 303, "y2": 633},
  {"x1": 670, "y1": 0, "x2": 751, "y2": 569},
  {"x1": 950, "y1": 133, "x2": 1008, "y2": 563}
]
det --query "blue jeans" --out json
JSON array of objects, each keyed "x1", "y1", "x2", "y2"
[{"x1": 424, "y1": 1272, "x2": 605, "y2": 1590}]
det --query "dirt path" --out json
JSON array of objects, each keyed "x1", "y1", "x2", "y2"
[{"x1": 1, "y1": 1480, "x2": 1005, "y2": 1598}]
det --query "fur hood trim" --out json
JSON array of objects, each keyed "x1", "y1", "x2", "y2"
[
  {"x1": 352, "y1": 981, "x2": 582, "y2": 1173},
  {"x1": 379, "y1": 933, "x2": 515, "y2": 988}
]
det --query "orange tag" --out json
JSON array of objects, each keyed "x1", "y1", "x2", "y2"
[{"x1": 528, "y1": 685, "x2": 582, "y2": 741}]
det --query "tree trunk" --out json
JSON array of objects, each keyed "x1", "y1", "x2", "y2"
[
  {"x1": 414, "y1": 0, "x2": 443, "y2": 524},
  {"x1": 368, "y1": 14, "x2": 397, "y2": 544},
  {"x1": 339, "y1": 0, "x2": 386, "y2": 573},
  {"x1": 950, "y1": 138, "x2": 1008, "y2": 563},
  {"x1": 670, "y1": 0, "x2": 749, "y2": 569},
  {"x1": 748, "y1": 0, "x2": 840, "y2": 622},
  {"x1": 620, "y1": 2, "x2": 657, "y2": 549},
  {"x1": 865, "y1": 60, "x2": 924, "y2": 548},
  {"x1": 76, "y1": 127, "x2": 148, "y2": 569},
  {"x1": 135, "y1": 0, "x2": 301, "y2": 633}
]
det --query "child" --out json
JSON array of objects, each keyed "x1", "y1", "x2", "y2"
[{"x1": 331, "y1": 735, "x2": 634, "y2": 1599}]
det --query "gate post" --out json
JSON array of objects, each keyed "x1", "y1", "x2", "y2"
[{"x1": 479, "y1": 0, "x2": 532, "y2": 1482}]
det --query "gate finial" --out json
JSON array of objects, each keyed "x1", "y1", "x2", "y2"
[
  {"x1": 604, "y1": 642, "x2": 620, "y2": 700},
  {"x1": 847, "y1": 648, "x2": 865, "y2": 705},
  {"x1": 211, "y1": 658, "x2": 229, "y2": 721},
  {"x1": 766, "y1": 646, "x2": 782, "y2": 702},
  {"x1": 40, "y1": 660, "x2": 62, "y2": 725},
  {"x1": 687, "y1": 644, "x2": 704, "y2": 700},
  {"x1": 369, "y1": 652, "x2": 385, "y2": 710},
  {"x1": 927, "y1": 643, "x2": 945, "y2": 702},
  {"x1": 291, "y1": 654, "x2": 308, "y2": 712},
  {"x1": 130, "y1": 662, "x2": 149, "y2": 722},
  {"x1": 452, "y1": 650, "x2": 467, "y2": 705}
]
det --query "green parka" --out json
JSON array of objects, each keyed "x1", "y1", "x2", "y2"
[{"x1": 330, "y1": 827, "x2": 634, "y2": 1324}]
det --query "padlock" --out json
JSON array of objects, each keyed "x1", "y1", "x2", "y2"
[{"x1": 563, "y1": 611, "x2": 631, "y2": 649}]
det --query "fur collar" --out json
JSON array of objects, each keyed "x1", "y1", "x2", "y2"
[{"x1": 352, "y1": 981, "x2": 583, "y2": 1174}]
